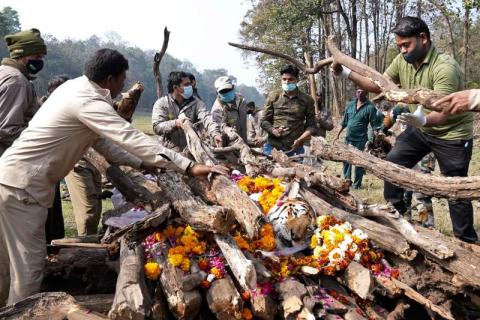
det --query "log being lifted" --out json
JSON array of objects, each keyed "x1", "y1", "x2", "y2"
[
  {"x1": 109, "y1": 239, "x2": 152, "y2": 320},
  {"x1": 182, "y1": 120, "x2": 264, "y2": 238},
  {"x1": 310, "y1": 136, "x2": 480, "y2": 200},
  {"x1": 300, "y1": 187, "x2": 416, "y2": 260},
  {"x1": 114, "y1": 82, "x2": 145, "y2": 122}
]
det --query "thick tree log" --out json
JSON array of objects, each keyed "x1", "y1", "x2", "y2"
[
  {"x1": 182, "y1": 120, "x2": 264, "y2": 238},
  {"x1": 414, "y1": 226, "x2": 480, "y2": 289},
  {"x1": 158, "y1": 253, "x2": 201, "y2": 319},
  {"x1": 156, "y1": 171, "x2": 235, "y2": 234},
  {"x1": 153, "y1": 27, "x2": 170, "y2": 99},
  {"x1": 114, "y1": 82, "x2": 145, "y2": 122},
  {"x1": 376, "y1": 276, "x2": 455, "y2": 320},
  {"x1": 102, "y1": 204, "x2": 171, "y2": 245},
  {"x1": 214, "y1": 234, "x2": 257, "y2": 291},
  {"x1": 0, "y1": 292, "x2": 108, "y2": 320},
  {"x1": 108, "y1": 239, "x2": 152, "y2": 320},
  {"x1": 206, "y1": 277, "x2": 243, "y2": 320},
  {"x1": 74, "y1": 294, "x2": 114, "y2": 314},
  {"x1": 300, "y1": 187, "x2": 415, "y2": 260},
  {"x1": 337, "y1": 261, "x2": 374, "y2": 300},
  {"x1": 310, "y1": 136, "x2": 480, "y2": 200}
]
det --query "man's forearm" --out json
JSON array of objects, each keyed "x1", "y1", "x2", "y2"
[
  {"x1": 297, "y1": 130, "x2": 312, "y2": 142},
  {"x1": 348, "y1": 72, "x2": 383, "y2": 94},
  {"x1": 425, "y1": 111, "x2": 449, "y2": 127}
]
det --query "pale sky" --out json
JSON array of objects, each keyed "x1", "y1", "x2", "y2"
[{"x1": 2, "y1": 0, "x2": 260, "y2": 87}]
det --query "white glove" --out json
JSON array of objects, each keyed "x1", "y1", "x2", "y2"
[
  {"x1": 332, "y1": 65, "x2": 352, "y2": 80},
  {"x1": 397, "y1": 105, "x2": 427, "y2": 128}
]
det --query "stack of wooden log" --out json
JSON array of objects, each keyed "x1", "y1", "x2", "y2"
[{"x1": 2, "y1": 117, "x2": 479, "y2": 320}]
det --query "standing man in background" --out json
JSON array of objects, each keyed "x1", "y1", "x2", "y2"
[
  {"x1": 0, "y1": 28, "x2": 46, "y2": 156},
  {"x1": 261, "y1": 64, "x2": 317, "y2": 156},
  {"x1": 335, "y1": 89, "x2": 383, "y2": 189}
]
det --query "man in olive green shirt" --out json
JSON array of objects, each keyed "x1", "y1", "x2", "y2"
[
  {"x1": 261, "y1": 64, "x2": 317, "y2": 156},
  {"x1": 333, "y1": 16, "x2": 476, "y2": 243}
]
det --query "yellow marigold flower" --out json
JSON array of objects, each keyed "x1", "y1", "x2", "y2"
[
  {"x1": 154, "y1": 231, "x2": 164, "y2": 242},
  {"x1": 211, "y1": 267, "x2": 224, "y2": 279},
  {"x1": 163, "y1": 225, "x2": 176, "y2": 238},
  {"x1": 242, "y1": 307, "x2": 253, "y2": 320},
  {"x1": 168, "y1": 246, "x2": 186, "y2": 256},
  {"x1": 144, "y1": 261, "x2": 161, "y2": 280},
  {"x1": 181, "y1": 258, "x2": 191, "y2": 272},
  {"x1": 191, "y1": 242, "x2": 206, "y2": 255},
  {"x1": 261, "y1": 235, "x2": 276, "y2": 251},
  {"x1": 175, "y1": 226, "x2": 185, "y2": 237},
  {"x1": 309, "y1": 234, "x2": 318, "y2": 249},
  {"x1": 183, "y1": 225, "x2": 197, "y2": 237},
  {"x1": 168, "y1": 253, "x2": 184, "y2": 267},
  {"x1": 234, "y1": 235, "x2": 250, "y2": 251}
]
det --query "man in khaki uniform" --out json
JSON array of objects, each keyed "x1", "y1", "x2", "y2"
[
  {"x1": 152, "y1": 71, "x2": 222, "y2": 152},
  {"x1": 211, "y1": 76, "x2": 248, "y2": 143},
  {"x1": 0, "y1": 48, "x2": 228, "y2": 305},
  {"x1": 0, "y1": 28, "x2": 46, "y2": 156},
  {"x1": 433, "y1": 89, "x2": 480, "y2": 114}
]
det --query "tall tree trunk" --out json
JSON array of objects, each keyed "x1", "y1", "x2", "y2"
[{"x1": 463, "y1": 6, "x2": 470, "y2": 84}]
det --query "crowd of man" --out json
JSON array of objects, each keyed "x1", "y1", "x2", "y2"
[{"x1": 0, "y1": 15, "x2": 478, "y2": 306}]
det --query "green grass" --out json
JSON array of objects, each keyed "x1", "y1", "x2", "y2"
[{"x1": 132, "y1": 112, "x2": 153, "y2": 134}]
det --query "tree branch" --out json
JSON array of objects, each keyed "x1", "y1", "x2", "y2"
[{"x1": 153, "y1": 27, "x2": 170, "y2": 99}]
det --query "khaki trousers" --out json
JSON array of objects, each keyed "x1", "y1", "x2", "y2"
[
  {"x1": 0, "y1": 184, "x2": 47, "y2": 306},
  {"x1": 64, "y1": 159, "x2": 102, "y2": 236}
]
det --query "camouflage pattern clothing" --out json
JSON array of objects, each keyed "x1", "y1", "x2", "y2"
[
  {"x1": 211, "y1": 93, "x2": 248, "y2": 142},
  {"x1": 152, "y1": 95, "x2": 220, "y2": 151},
  {"x1": 261, "y1": 89, "x2": 317, "y2": 150}
]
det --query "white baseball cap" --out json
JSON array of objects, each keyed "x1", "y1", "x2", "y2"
[{"x1": 214, "y1": 76, "x2": 234, "y2": 92}]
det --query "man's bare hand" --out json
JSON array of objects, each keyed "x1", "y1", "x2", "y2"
[
  {"x1": 175, "y1": 118, "x2": 187, "y2": 128},
  {"x1": 188, "y1": 164, "x2": 230, "y2": 177},
  {"x1": 433, "y1": 90, "x2": 470, "y2": 115},
  {"x1": 288, "y1": 138, "x2": 304, "y2": 153},
  {"x1": 331, "y1": 61, "x2": 343, "y2": 76},
  {"x1": 214, "y1": 134, "x2": 223, "y2": 147},
  {"x1": 253, "y1": 138, "x2": 264, "y2": 147}
]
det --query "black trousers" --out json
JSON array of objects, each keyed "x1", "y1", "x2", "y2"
[
  {"x1": 45, "y1": 183, "x2": 65, "y2": 244},
  {"x1": 384, "y1": 126, "x2": 477, "y2": 243}
]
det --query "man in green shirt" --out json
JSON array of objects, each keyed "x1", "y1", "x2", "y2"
[
  {"x1": 336, "y1": 89, "x2": 382, "y2": 189},
  {"x1": 261, "y1": 64, "x2": 317, "y2": 156},
  {"x1": 333, "y1": 16, "x2": 476, "y2": 243}
]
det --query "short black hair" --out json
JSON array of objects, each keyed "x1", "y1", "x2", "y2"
[
  {"x1": 246, "y1": 101, "x2": 255, "y2": 108},
  {"x1": 47, "y1": 74, "x2": 70, "y2": 94},
  {"x1": 186, "y1": 72, "x2": 196, "y2": 82},
  {"x1": 391, "y1": 16, "x2": 430, "y2": 41},
  {"x1": 167, "y1": 71, "x2": 188, "y2": 93},
  {"x1": 84, "y1": 48, "x2": 129, "y2": 82},
  {"x1": 280, "y1": 64, "x2": 300, "y2": 78}
]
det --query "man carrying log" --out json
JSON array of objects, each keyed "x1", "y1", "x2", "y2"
[
  {"x1": 261, "y1": 64, "x2": 317, "y2": 156},
  {"x1": 332, "y1": 16, "x2": 477, "y2": 243},
  {"x1": 0, "y1": 48, "x2": 228, "y2": 306},
  {"x1": 152, "y1": 71, "x2": 223, "y2": 151}
]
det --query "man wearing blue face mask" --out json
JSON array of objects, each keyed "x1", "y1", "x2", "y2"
[
  {"x1": 260, "y1": 64, "x2": 317, "y2": 156},
  {"x1": 152, "y1": 71, "x2": 223, "y2": 151},
  {"x1": 0, "y1": 28, "x2": 46, "y2": 156},
  {"x1": 211, "y1": 76, "x2": 248, "y2": 143}
]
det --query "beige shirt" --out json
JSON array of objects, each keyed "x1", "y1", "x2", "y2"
[
  {"x1": 0, "y1": 76, "x2": 192, "y2": 208},
  {"x1": 0, "y1": 61, "x2": 39, "y2": 155}
]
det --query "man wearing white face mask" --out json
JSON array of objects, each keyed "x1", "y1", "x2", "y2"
[
  {"x1": 152, "y1": 71, "x2": 223, "y2": 151},
  {"x1": 261, "y1": 64, "x2": 317, "y2": 156},
  {"x1": 211, "y1": 76, "x2": 248, "y2": 142}
]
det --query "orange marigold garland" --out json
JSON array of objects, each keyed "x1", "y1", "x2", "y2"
[{"x1": 236, "y1": 175, "x2": 285, "y2": 214}]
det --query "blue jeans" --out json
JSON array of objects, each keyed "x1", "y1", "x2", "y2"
[{"x1": 263, "y1": 143, "x2": 304, "y2": 157}]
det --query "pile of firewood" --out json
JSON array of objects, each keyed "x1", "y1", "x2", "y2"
[{"x1": 1, "y1": 117, "x2": 479, "y2": 320}]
